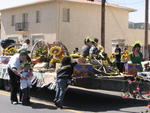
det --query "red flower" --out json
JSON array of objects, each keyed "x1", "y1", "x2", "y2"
[
  {"x1": 136, "y1": 88, "x2": 140, "y2": 92},
  {"x1": 147, "y1": 104, "x2": 150, "y2": 109},
  {"x1": 122, "y1": 95, "x2": 130, "y2": 99},
  {"x1": 133, "y1": 90, "x2": 137, "y2": 93},
  {"x1": 147, "y1": 92, "x2": 150, "y2": 96},
  {"x1": 128, "y1": 80, "x2": 132, "y2": 84}
]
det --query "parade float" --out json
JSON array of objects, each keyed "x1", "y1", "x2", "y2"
[{"x1": 0, "y1": 39, "x2": 149, "y2": 101}]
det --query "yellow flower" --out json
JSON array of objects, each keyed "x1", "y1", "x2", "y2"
[
  {"x1": 49, "y1": 46, "x2": 62, "y2": 56},
  {"x1": 125, "y1": 50, "x2": 129, "y2": 54},
  {"x1": 109, "y1": 53, "x2": 115, "y2": 59},
  {"x1": 42, "y1": 50, "x2": 47, "y2": 54},
  {"x1": 2, "y1": 48, "x2": 16, "y2": 55}
]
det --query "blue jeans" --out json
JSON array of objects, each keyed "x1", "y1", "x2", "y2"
[{"x1": 54, "y1": 78, "x2": 68, "y2": 105}]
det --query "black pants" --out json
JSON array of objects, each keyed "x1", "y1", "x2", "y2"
[
  {"x1": 21, "y1": 87, "x2": 30, "y2": 104},
  {"x1": 7, "y1": 68, "x2": 21, "y2": 102}
]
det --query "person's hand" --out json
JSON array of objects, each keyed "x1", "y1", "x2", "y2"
[{"x1": 20, "y1": 74, "x2": 26, "y2": 80}]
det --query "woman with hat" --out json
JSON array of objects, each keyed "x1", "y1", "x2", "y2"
[{"x1": 129, "y1": 42, "x2": 143, "y2": 72}]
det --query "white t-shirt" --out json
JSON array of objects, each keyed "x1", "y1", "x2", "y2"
[
  {"x1": 8, "y1": 53, "x2": 20, "y2": 70},
  {"x1": 20, "y1": 43, "x2": 30, "y2": 51}
]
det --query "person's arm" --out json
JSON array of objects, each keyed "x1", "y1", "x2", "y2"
[
  {"x1": 11, "y1": 68, "x2": 21, "y2": 77},
  {"x1": 10, "y1": 68, "x2": 25, "y2": 79}
]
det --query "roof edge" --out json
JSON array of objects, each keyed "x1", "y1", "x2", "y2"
[
  {"x1": 0, "y1": 0, "x2": 52, "y2": 11},
  {"x1": 0, "y1": 0, "x2": 136, "y2": 12}
]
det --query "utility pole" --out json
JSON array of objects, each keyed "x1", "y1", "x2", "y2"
[
  {"x1": 101, "y1": 0, "x2": 106, "y2": 48},
  {"x1": 144, "y1": 0, "x2": 149, "y2": 59}
]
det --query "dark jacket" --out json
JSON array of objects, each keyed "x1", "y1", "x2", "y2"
[
  {"x1": 82, "y1": 45, "x2": 90, "y2": 58},
  {"x1": 57, "y1": 62, "x2": 77, "y2": 79}
]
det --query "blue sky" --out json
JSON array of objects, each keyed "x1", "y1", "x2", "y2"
[
  {"x1": 107, "y1": 0, "x2": 146, "y2": 23},
  {"x1": 0, "y1": 0, "x2": 147, "y2": 23}
]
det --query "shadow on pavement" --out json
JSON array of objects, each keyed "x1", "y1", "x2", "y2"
[
  {"x1": 30, "y1": 102, "x2": 57, "y2": 110},
  {"x1": 64, "y1": 88, "x2": 148, "y2": 112},
  {"x1": 30, "y1": 87, "x2": 148, "y2": 112}
]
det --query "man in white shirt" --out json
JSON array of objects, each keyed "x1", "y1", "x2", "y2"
[
  {"x1": 20, "y1": 39, "x2": 30, "y2": 51},
  {"x1": 7, "y1": 51, "x2": 28, "y2": 105}
]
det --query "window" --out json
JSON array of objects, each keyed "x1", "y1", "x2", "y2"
[
  {"x1": 11, "y1": 15, "x2": 15, "y2": 26},
  {"x1": 22, "y1": 13, "x2": 28, "y2": 23},
  {"x1": 36, "y1": 11, "x2": 41, "y2": 23},
  {"x1": 63, "y1": 8, "x2": 70, "y2": 22}
]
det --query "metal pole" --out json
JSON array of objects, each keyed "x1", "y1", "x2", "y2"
[
  {"x1": 144, "y1": 0, "x2": 149, "y2": 59},
  {"x1": 101, "y1": 0, "x2": 106, "y2": 48}
]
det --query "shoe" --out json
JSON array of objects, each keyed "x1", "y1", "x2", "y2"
[
  {"x1": 11, "y1": 101, "x2": 18, "y2": 105},
  {"x1": 53, "y1": 99, "x2": 57, "y2": 103},
  {"x1": 22, "y1": 100, "x2": 31, "y2": 106},
  {"x1": 54, "y1": 102, "x2": 63, "y2": 109},
  {"x1": 22, "y1": 102, "x2": 30, "y2": 106}
]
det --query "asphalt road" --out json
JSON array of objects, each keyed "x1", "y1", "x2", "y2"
[{"x1": 0, "y1": 87, "x2": 149, "y2": 113}]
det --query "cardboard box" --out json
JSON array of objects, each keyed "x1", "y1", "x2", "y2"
[
  {"x1": 125, "y1": 63, "x2": 141, "y2": 75},
  {"x1": 73, "y1": 64, "x2": 94, "y2": 77}
]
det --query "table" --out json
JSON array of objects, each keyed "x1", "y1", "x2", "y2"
[{"x1": 0, "y1": 64, "x2": 56, "y2": 89}]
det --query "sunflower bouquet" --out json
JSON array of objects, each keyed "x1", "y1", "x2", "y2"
[
  {"x1": 109, "y1": 53, "x2": 115, "y2": 62},
  {"x1": 35, "y1": 47, "x2": 48, "y2": 57},
  {"x1": 121, "y1": 53, "x2": 129, "y2": 62},
  {"x1": 2, "y1": 47, "x2": 17, "y2": 56}
]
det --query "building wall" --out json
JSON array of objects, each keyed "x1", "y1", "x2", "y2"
[
  {"x1": 59, "y1": 2, "x2": 130, "y2": 53},
  {"x1": 127, "y1": 29, "x2": 150, "y2": 47},
  {"x1": 1, "y1": 2, "x2": 58, "y2": 44},
  {"x1": 1, "y1": 1, "x2": 149, "y2": 54},
  {"x1": 105, "y1": 7, "x2": 129, "y2": 53}
]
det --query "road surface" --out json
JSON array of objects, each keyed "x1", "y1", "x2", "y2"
[{"x1": 0, "y1": 87, "x2": 149, "y2": 113}]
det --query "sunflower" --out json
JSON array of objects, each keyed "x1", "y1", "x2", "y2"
[
  {"x1": 125, "y1": 50, "x2": 129, "y2": 54},
  {"x1": 8, "y1": 48, "x2": 16, "y2": 54},
  {"x1": 109, "y1": 53, "x2": 115, "y2": 59},
  {"x1": 121, "y1": 54, "x2": 128, "y2": 59},
  {"x1": 49, "y1": 46, "x2": 62, "y2": 56},
  {"x1": 2, "y1": 48, "x2": 16, "y2": 55}
]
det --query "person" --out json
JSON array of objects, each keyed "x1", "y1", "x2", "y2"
[
  {"x1": 94, "y1": 38, "x2": 104, "y2": 53},
  {"x1": 123, "y1": 48, "x2": 129, "y2": 55},
  {"x1": 114, "y1": 45, "x2": 122, "y2": 71},
  {"x1": 70, "y1": 47, "x2": 81, "y2": 58},
  {"x1": 89, "y1": 40, "x2": 99, "y2": 59},
  {"x1": 81, "y1": 37, "x2": 92, "y2": 58},
  {"x1": 72, "y1": 47, "x2": 81, "y2": 55},
  {"x1": 115, "y1": 45, "x2": 121, "y2": 62},
  {"x1": 129, "y1": 43, "x2": 143, "y2": 72},
  {"x1": 20, "y1": 62, "x2": 33, "y2": 105},
  {"x1": 54, "y1": 56, "x2": 77, "y2": 108},
  {"x1": 20, "y1": 39, "x2": 30, "y2": 51},
  {"x1": 19, "y1": 48, "x2": 31, "y2": 63},
  {"x1": 7, "y1": 51, "x2": 28, "y2": 105}
]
